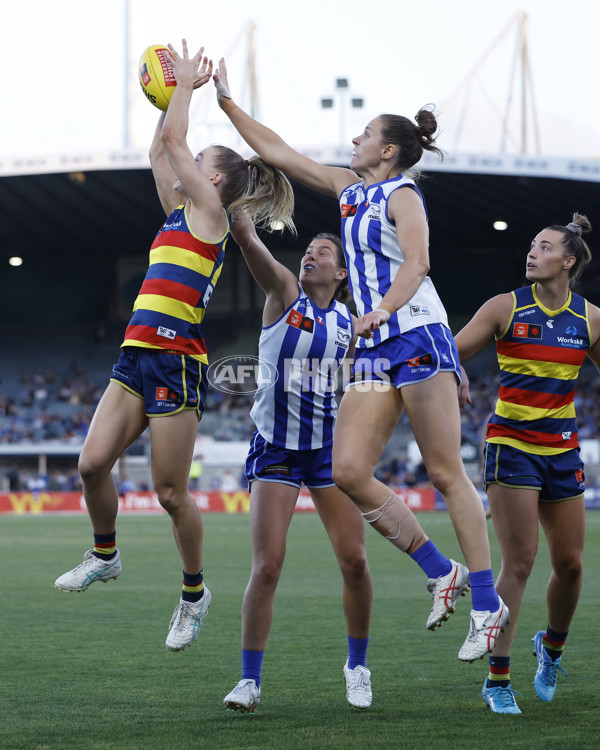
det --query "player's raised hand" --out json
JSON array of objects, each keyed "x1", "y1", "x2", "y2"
[
  {"x1": 167, "y1": 40, "x2": 212, "y2": 89},
  {"x1": 214, "y1": 58, "x2": 233, "y2": 107}
]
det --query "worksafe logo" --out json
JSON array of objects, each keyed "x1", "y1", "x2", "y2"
[{"x1": 207, "y1": 355, "x2": 279, "y2": 395}]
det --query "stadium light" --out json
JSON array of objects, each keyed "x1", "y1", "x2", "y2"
[
  {"x1": 320, "y1": 78, "x2": 364, "y2": 147},
  {"x1": 493, "y1": 220, "x2": 508, "y2": 231},
  {"x1": 9, "y1": 257, "x2": 23, "y2": 267}
]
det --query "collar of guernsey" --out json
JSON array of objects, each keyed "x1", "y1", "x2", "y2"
[
  {"x1": 486, "y1": 283, "x2": 591, "y2": 455},
  {"x1": 339, "y1": 173, "x2": 448, "y2": 348},
  {"x1": 121, "y1": 203, "x2": 230, "y2": 364}
]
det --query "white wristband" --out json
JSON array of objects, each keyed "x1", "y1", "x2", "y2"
[
  {"x1": 215, "y1": 80, "x2": 232, "y2": 100},
  {"x1": 373, "y1": 308, "x2": 391, "y2": 322}
]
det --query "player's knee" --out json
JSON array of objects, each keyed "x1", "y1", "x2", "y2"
[
  {"x1": 332, "y1": 456, "x2": 366, "y2": 496},
  {"x1": 554, "y1": 554, "x2": 583, "y2": 584},
  {"x1": 425, "y1": 465, "x2": 457, "y2": 495},
  {"x1": 338, "y1": 549, "x2": 369, "y2": 581},
  {"x1": 154, "y1": 482, "x2": 186, "y2": 514},
  {"x1": 78, "y1": 452, "x2": 111, "y2": 484},
  {"x1": 252, "y1": 556, "x2": 284, "y2": 588},
  {"x1": 504, "y1": 553, "x2": 536, "y2": 584}
]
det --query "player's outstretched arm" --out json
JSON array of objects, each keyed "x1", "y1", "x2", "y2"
[
  {"x1": 161, "y1": 40, "x2": 226, "y2": 239},
  {"x1": 150, "y1": 112, "x2": 180, "y2": 216},
  {"x1": 214, "y1": 58, "x2": 355, "y2": 199},
  {"x1": 230, "y1": 210, "x2": 298, "y2": 316}
]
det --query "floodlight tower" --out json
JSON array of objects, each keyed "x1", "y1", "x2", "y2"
[{"x1": 321, "y1": 78, "x2": 364, "y2": 148}]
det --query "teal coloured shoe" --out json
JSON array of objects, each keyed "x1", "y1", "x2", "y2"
[
  {"x1": 481, "y1": 682, "x2": 522, "y2": 714},
  {"x1": 532, "y1": 630, "x2": 568, "y2": 702}
]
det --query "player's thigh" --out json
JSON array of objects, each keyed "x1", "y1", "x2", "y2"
[
  {"x1": 333, "y1": 384, "x2": 403, "y2": 473},
  {"x1": 401, "y1": 372, "x2": 463, "y2": 471},
  {"x1": 148, "y1": 409, "x2": 199, "y2": 488},
  {"x1": 311, "y1": 485, "x2": 366, "y2": 557},
  {"x1": 487, "y1": 483, "x2": 540, "y2": 562},
  {"x1": 248, "y1": 480, "x2": 299, "y2": 563},
  {"x1": 81, "y1": 381, "x2": 148, "y2": 470},
  {"x1": 539, "y1": 496, "x2": 585, "y2": 568}
]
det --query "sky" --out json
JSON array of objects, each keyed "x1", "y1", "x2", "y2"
[{"x1": 3, "y1": 0, "x2": 600, "y2": 162}]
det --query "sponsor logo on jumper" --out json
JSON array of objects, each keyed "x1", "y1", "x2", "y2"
[
  {"x1": 316, "y1": 316, "x2": 324, "y2": 325},
  {"x1": 286, "y1": 310, "x2": 314, "y2": 333},
  {"x1": 513, "y1": 322, "x2": 542, "y2": 339},
  {"x1": 286, "y1": 310, "x2": 303, "y2": 328},
  {"x1": 566, "y1": 325, "x2": 578, "y2": 335},
  {"x1": 157, "y1": 326, "x2": 176, "y2": 340},
  {"x1": 546, "y1": 320, "x2": 554, "y2": 328},
  {"x1": 557, "y1": 336, "x2": 585, "y2": 346},
  {"x1": 410, "y1": 305, "x2": 430, "y2": 317},
  {"x1": 336, "y1": 329, "x2": 351, "y2": 348},
  {"x1": 162, "y1": 219, "x2": 182, "y2": 231},
  {"x1": 517, "y1": 309, "x2": 536, "y2": 317},
  {"x1": 341, "y1": 203, "x2": 358, "y2": 218},
  {"x1": 562, "y1": 431, "x2": 572, "y2": 440},
  {"x1": 368, "y1": 204, "x2": 381, "y2": 220}
]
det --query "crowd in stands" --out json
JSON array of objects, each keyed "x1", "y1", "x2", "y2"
[
  {"x1": 4, "y1": 360, "x2": 600, "y2": 493},
  {"x1": 0, "y1": 367, "x2": 102, "y2": 445}
]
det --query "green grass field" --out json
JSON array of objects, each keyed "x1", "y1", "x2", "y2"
[{"x1": 1, "y1": 511, "x2": 599, "y2": 750}]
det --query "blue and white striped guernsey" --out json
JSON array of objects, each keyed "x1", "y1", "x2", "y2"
[
  {"x1": 251, "y1": 285, "x2": 353, "y2": 450},
  {"x1": 339, "y1": 174, "x2": 448, "y2": 348}
]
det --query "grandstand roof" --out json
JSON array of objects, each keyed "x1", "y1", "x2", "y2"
[{"x1": 2, "y1": 148, "x2": 600, "y2": 327}]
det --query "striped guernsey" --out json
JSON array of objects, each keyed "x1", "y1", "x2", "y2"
[{"x1": 486, "y1": 284, "x2": 591, "y2": 455}]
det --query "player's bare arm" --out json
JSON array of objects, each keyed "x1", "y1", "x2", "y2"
[
  {"x1": 454, "y1": 293, "x2": 515, "y2": 362},
  {"x1": 354, "y1": 188, "x2": 429, "y2": 339},
  {"x1": 150, "y1": 112, "x2": 180, "y2": 215},
  {"x1": 230, "y1": 211, "x2": 298, "y2": 324},
  {"x1": 161, "y1": 41, "x2": 227, "y2": 241},
  {"x1": 214, "y1": 58, "x2": 356, "y2": 199}
]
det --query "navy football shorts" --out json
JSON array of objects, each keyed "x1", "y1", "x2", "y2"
[
  {"x1": 484, "y1": 442, "x2": 585, "y2": 502},
  {"x1": 110, "y1": 346, "x2": 207, "y2": 419},
  {"x1": 244, "y1": 430, "x2": 335, "y2": 490},
  {"x1": 347, "y1": 323, "x2": 461, "y2": 390}
]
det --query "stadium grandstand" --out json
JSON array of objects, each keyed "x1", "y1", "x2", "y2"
[
  {"x1": 2, "y1": 12, "x2": 600, "y2": 507},
  {"x1": 2, "y1": 149, "x2": 600, "y2": 502}
]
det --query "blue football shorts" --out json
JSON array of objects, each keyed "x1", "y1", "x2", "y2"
[
  {"x1": 347, "y1": 323, "x2": 461, "y2": 390},
  {"x1": 244, "y1": 430, "x2": 335, "y2": 490},
  {"x1": 483, "y1": 442, "x2": 586, "y2": 502},
  {"x1": 110, "y1": 346, "x2": 207, "y2": 419}
]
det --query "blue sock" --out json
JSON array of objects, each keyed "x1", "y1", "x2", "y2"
[
  {"x1": 347, "y1": 636, "x2": 369, "y2": 669},
  {"x1": 410, "y1": 540, "x2": 452, "y2": 579},
  {"x1": 469, "y1": 569, "x2": 499, "y2": 612},
  {"x1": 242, "y1": 649, "x2": 264, "y2": 687}
]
